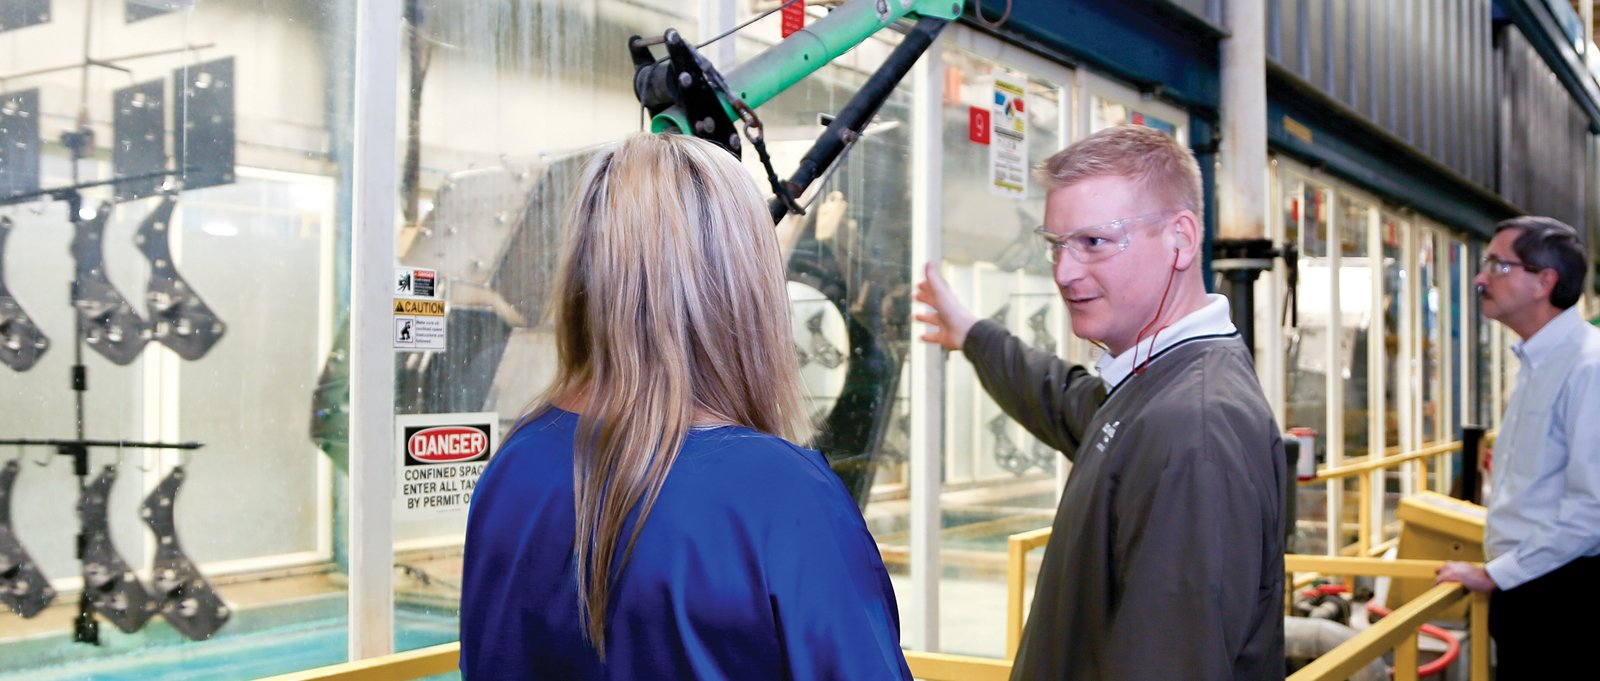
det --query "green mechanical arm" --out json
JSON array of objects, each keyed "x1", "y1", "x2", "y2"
[{"x1": 630, "y1": 0, "x2": 964, "y2": 221}]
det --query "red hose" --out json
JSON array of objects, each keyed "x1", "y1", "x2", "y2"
[{"x1": 1365, "y1": 603, "x2": 1460, "y2": 678}]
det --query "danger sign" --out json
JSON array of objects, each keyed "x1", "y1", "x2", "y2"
[{"x1": 395, "y1": 413, "x2": 498, "y2": 520}]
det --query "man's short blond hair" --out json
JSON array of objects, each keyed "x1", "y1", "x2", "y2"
[{"x1": 1034, "y1": 124, "x2": 1203, "y2": 216}]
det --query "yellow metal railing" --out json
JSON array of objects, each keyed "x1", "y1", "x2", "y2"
[
  {"x1": 258, "y1": 644, "x2": 1011, "y2": 681},
  {"x1": 1005, "y1": 526, "x2": 1051, "y2": 659},
  {"x1": 1281, "y1": 555, "x2": 1490, "y2": 681},
  {"x1": 1300, "y1": 431, "x2": 1493, "y2": 560}
]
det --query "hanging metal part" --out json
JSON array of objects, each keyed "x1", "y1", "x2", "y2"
[
  {"x1": 0, "y1": 217, "x2": 49, "y2": 371},
  {"x1": 804, "y1": 310, "x2": 845, "y2": 369},
  {"x1": 988, "y1": 413, "x2": 1028, "y2": 475},
  {"x1": 71, "y1": 201, "x2": 150, "y2": 365},
  {"x1": 77, "y1": 465, "x2": 154, "y2": 633},
  {"x1": 141, "y1": 465, "x2": 229, "y2": 640},
  {"x1": 136, "y1": 196, "x2": 226, "y2": 360},
  {"x1": 0, "y1": 460, "x2": 56, "y2": 618},
  {"x1": 1028, "y1": 304, "x2": 1056, "y2": 354}
]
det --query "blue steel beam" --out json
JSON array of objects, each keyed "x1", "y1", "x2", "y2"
[{"x1": 975, "y1": 0, "x2": 1223, "y2": 115}]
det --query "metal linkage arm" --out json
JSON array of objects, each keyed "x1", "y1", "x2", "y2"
[{"x1": 630, "y1": 0, "x2": 962, "y2": 221}]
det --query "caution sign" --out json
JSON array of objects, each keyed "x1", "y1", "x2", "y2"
[
  {"x1": 396, "y1": 412, "x2": 498, "y2": 520},
  {"x1": 393, "y1": 298, "x2": 446, "y2": 351}
]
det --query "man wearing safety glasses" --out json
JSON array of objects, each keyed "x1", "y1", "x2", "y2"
[
  {"x1": 915, "y1": 124, "x2": 1284, "y2": 680},
  {"x1": 1435, "y1": 216, "x2": 1600, "y2": 679}
]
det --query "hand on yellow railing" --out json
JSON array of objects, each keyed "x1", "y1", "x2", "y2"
[{"x1": 1435, "y1": 561, "x2": 1497, "y2": 592}]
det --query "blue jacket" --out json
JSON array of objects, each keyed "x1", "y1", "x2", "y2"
[{"x1": 460, "y1": 407, "x2": 911, "y2": 680}]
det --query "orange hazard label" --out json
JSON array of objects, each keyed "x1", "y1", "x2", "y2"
[{"x1": 393, "y1": 299, "x2": 445, "y2": 316}]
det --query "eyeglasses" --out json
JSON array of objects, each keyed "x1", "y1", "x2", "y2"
[
  {"x1": 1035, "y1": 211, "x2": 1173, "y2": 264},
  {"x1": 1479, "y1": 254, "x2": 1542, "y2": 277}
]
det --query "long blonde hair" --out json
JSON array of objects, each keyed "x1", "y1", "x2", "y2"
[{"x1": 535, "y1": 133, "x2": 810, "y2": 656}]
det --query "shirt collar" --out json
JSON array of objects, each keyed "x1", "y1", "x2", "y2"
[
  {"x1": 1095, "y1": 294, "x2": 1237, "y2": 389},
  {"x1": 1511, "y1": 306, "x2": 1586, "y2": 369}
]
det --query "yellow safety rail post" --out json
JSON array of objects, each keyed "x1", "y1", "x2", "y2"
[{"x1": 1005, "y1": 526, "x2": 1052, "y2": 659}]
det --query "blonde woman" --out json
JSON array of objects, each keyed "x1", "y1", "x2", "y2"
[{"x1": 460, "y1": 133, "x2": 911, "y2": 680}]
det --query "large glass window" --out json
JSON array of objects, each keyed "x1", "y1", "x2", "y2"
[
  {"x1": 1281, "y1": 172, "x2": 1333, "y2": 554},
  {"x1": 931, "y1": 41, "x2": 1072, "y2": 659},
  {"x1": 382, "y1": 0, "x2": 706, "y2": 658},
  {"x1": 0, "y1": 1, "x2": 356, "y2": 677}
]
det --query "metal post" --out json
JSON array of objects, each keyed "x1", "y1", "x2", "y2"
[
  {"x1": 1455, "y1": 425, "x2": 1485, "y2": 504},
  {"x1": 907, "y1": 40, "x2": 943, "y2": 653},
  {"x1": 1216, "y1": 0, "x2": 1271, "y2": 355},
  {"x1": 350, "y1": 0, "x2": 401, "y2": 661}
]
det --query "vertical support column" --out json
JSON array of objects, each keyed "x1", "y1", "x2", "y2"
[
  {"x1": 1470, "y1": 590, "x2": 1491, "y2": 679},
  {"x1": 1326, "y1": 188, "x2": 1344, "y2": 556},
  {"x1": 1215, "y1": 0, "x2": 1271, "y2": 354},
  {"x1": 350, "y1": 0, "x2": 400, "y2": 661},
  {"x1": 1366, "y1": 208, "x2": 1382, "y2": 553},
  {"x1": 907, "y1": 42, "x2": 944, "y2": 653},
  {"x1": 1456, "y1": 425, "x2": 1485, "y2": 504}
]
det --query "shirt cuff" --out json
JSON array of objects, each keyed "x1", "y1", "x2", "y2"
[{"x1": 1485, "y1": 553, "x2": 1529, "y2": 591}]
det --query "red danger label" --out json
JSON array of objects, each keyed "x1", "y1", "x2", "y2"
[{"x1": 406, "y1": 425, "x2": 490, "y2": 464}]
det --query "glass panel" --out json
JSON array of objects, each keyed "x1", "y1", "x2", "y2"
[
  {"x1": 0, "y1": 1, "x2": 355, "y2": 677},
  {"x1": 1472, "y1": 241, "x2": 1494, "y2": 428},
  {"x1": 1284, "y1": 176, "x2": 1331, "y2": 554},
  {"x1": 1418, "y1": 228, "x2": 1442, "y2": 447},
  {"x1": 1337, "y1": 193, "x2": 1372, "y2": 552},
  {"x1": 934, "y1": 47, "x2": 1066, "y2": 658},
  {"x1": 1089, "y1": 96, "x2": 1180, "y2": 137},
  {"x1": 384, "y1": 0, "x2": 706, "y2": 662},
  {"x1": 1378, "y1": 214, "x2": 1405, "y2": 533}
]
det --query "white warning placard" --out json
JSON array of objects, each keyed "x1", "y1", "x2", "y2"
[
  {"x1": 395, "y1": 412, "x2": 498, "y2": 520},
  {"x1": 990, "y1": 75, "x2": 1028, "y2": 198}
]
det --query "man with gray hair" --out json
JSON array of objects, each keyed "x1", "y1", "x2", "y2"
[
  {"x1": 915, "y1": 124, "x2": 1285, "y2": 680},
  {"x1": 1435, "y1": 216, "x2": 1600, "y2": 679}
]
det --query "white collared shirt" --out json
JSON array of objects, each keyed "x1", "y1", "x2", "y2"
[
  {"x1": 1095, "y1": 294, "x2": 1238, "y2": 391},
  {"x1": 1484, "y1": 306, "x2": 1600, "y2": 590}
]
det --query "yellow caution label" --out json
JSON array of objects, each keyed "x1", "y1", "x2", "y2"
[{"x1": 394, "y1": 299, "x2": 446, "y2": 316}]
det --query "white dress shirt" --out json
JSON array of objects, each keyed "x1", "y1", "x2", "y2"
[
  {"x1": 1096, "y1": 293, "x2": 1239, "y2": 392},
  {"x1": 1484, "y1": 306, "x2": 1600, "y2": 590}
]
